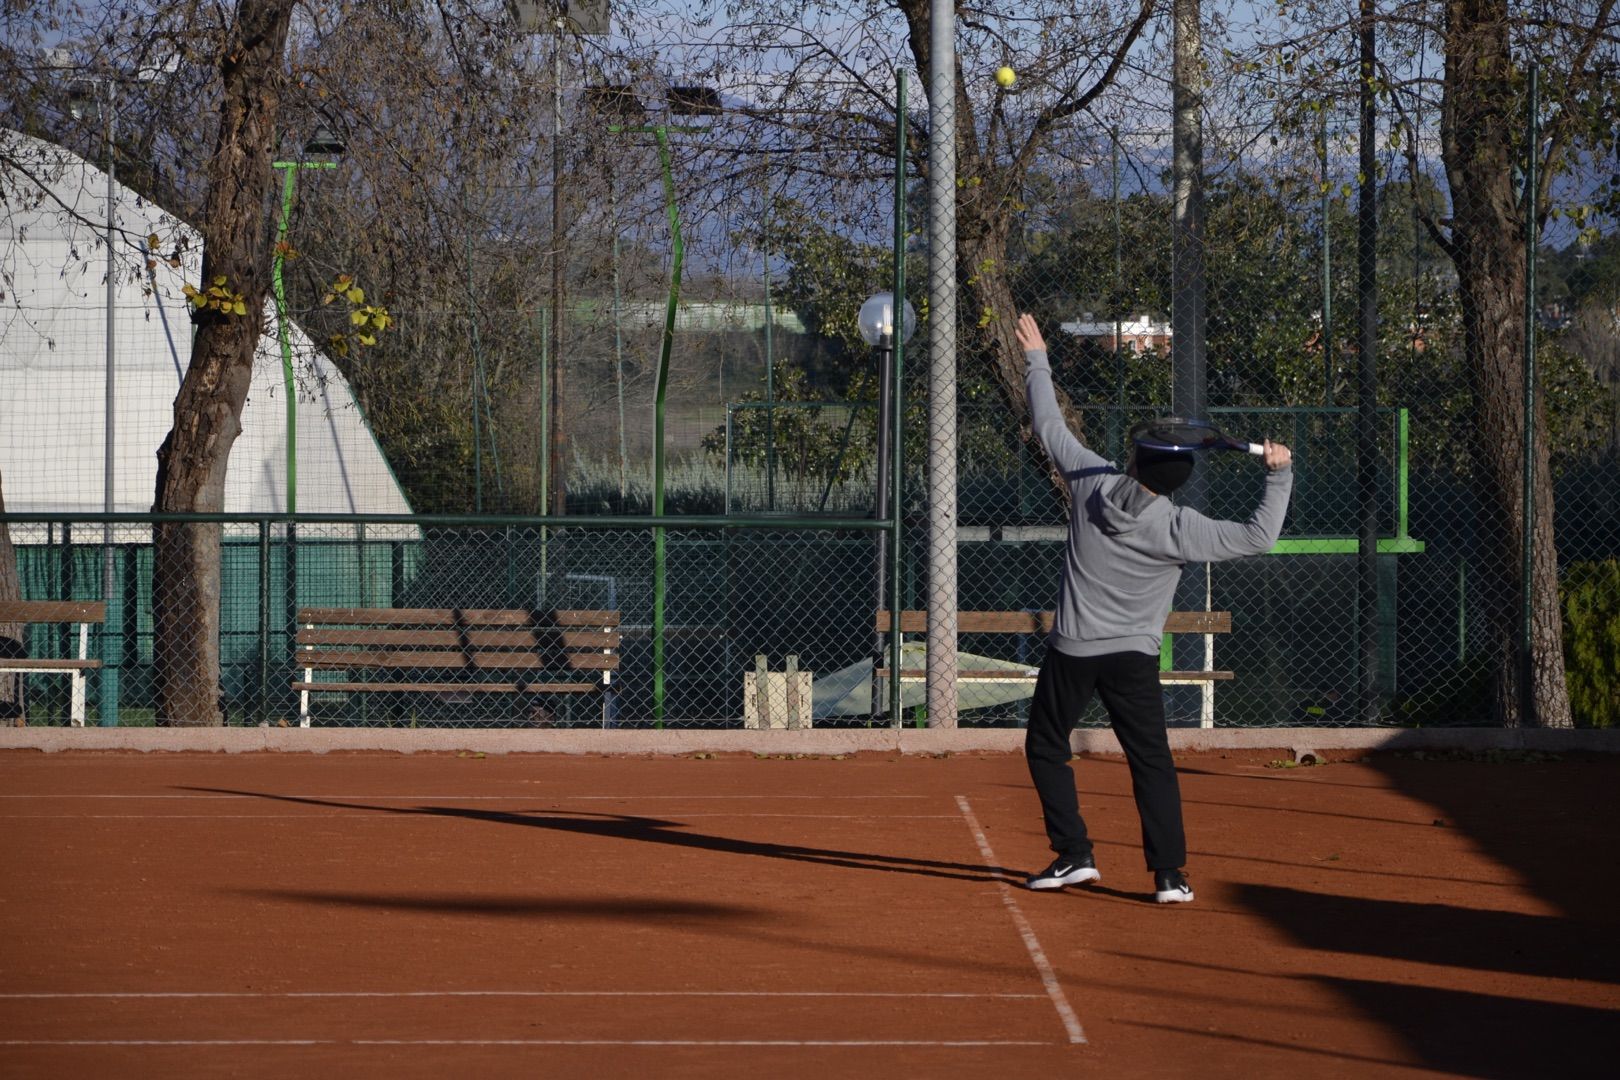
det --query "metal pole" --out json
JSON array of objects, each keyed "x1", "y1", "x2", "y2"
[
  {"x1": 763, "y1": 232, "x2": 777, "y2": 511},
  {"x1": 258, "y1": 520, "x2": 269, "y2": 723},
  {"x1": 1171, "y1": 0, "x2": 1209, "y2": 714},
  {"x1": 1521, "y1": 64, "x2": 1538, "y2": 726},
  {"x1": 273, "y1": 165, "x2": 300, "y2": 517},
  {"x1": 652, "y1": 126, "x2": 684, "y2": 725},
  {"x1": 100, "y1": 78, "x2": 119, "y2": 725},
  {"x1": 890, "y1": 68, "x2": 908, "y2": 726},
  {"x1": 550, "y1": 26, "x2": 568, "y2": 516},
  {"x1": 610, "y1": 166, "x2": 627, "y2": 501},
  {"x1": 1321, "y1": 108, "x2": 1334, "y2": 406},
  {"x1": 270, "y1": 158, "x2": 335, "y2": 517},
  {"x1": 1112, "y1": 124, "x2": 1124, "y2": 449},
  {"x1": 873, "y1": 341, "x2": 893, "y2": 723},
  {"x1": 925, "y1": 5, "x2": 959, "y2": 729},
  {"x1": 1171, "y1": 0, "x2": 1207, "y2": 430},
  {"x1": 1356, "y1": 0, "x2": 1381, "y2": 724}
]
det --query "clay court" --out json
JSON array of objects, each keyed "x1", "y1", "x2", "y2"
[{"x1": 1, "y1": 746, "x2": 1616, "y2": 1079}]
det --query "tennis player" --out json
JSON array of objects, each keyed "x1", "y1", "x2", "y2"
[{"x1": 1014, "y1": 313, "x2": 1293, "y2": 903}]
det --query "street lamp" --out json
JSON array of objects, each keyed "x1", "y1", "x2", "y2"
[
  {"x1": 858, "y1": 291, "x2": 915, "y2": 720},
  {"x1": 510, "y1": 1, "x2": 611, "y2": 516},
  {"x1": 271, "y1": 127, "x2": 345, "y2": 517},
  {"x1": 603, "y1": 84, "x2": 720, "y2": 726},
  {"x1": 65, "y1": 70, "x2": 120, "y2": 726},
  {"x1": 270, "y1": 128, "x2": 343, "y2": 724}
]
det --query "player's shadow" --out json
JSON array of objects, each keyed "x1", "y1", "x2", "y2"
[{"x1": 180, "y1": 786, "x2": 1015, "y2": 884}]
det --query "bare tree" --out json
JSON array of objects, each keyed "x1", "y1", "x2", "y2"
[{"x1": 638, "y1": 0, "x2": 1159, "y2": 473}]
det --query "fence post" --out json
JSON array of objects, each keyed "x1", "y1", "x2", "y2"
[{"x1": 925, "y1": 0, "x2": 959, "y2": 729}]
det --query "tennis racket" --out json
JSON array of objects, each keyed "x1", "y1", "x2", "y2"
[{"x1": 1131, "y1": 417, "x2": 1266, "y2": 457}]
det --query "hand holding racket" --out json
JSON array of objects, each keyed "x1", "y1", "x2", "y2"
[{"x1": 1132, "y1": 417, "x2": 1292, "y2": 470}]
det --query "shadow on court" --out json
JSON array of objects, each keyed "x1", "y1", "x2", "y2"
[
  {"x1": 179, "y1": 786, "x2": 1014, "y2": 885},
  {"x1": 1235, "y1": 755, "x2": 1620, "y2": 1078},
  {"x1": 240, "y1": 892, "x2": 770, "y2": 922}
]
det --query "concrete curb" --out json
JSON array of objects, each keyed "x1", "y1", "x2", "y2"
[{"x1": 2, "y1": 726, "x2": 1617, "y2": 756}]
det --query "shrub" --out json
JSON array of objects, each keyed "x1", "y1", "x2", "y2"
[{"x1": 1562, "y1": 559, "x2": 1620, "y2": 728}]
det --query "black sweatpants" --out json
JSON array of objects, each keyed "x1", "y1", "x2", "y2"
[{"x1": 1024, "y1": 649, "x2": 1187, "y2": 871}]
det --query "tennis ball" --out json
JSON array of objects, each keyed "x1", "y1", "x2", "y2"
[{"x1": 995, "y1": 66, "x2": 1017, "y2": 88}]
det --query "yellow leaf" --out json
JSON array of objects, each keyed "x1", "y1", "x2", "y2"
[
  {"x1": 357, "y1": 332, "x2": 376, "y2": 346},
  {"x1": 346, "y1": 286, "x2": 364, "y2": 304},
  {"x1": 147, "y1": 234, "x2": 161, "y2": 249},
  {"x1": 232, "y1": 300, "x2": 247, "y2": 316},
  {"x1": 350, "y1": 310, "x2": 367, "y2": 326},
  {"x1": 214, "y1": 275, "x2": 227, "y2": 286}
]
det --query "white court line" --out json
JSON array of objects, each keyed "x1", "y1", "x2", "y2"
[
  {"x1": 0, "y1": 990, "x2": 1043, "y2": 1000},
  {"x1": 0, "y1": 794, "x2": 930, "y2": 800},
  {"x1": 0, "y1": 813, "x2": 961, "y2": 821},
  {"x1": 955, "y1": 796, "x2": 1086, "y2": 1046},
  {"x1": 0, "y1": 1039, "x2": 1048, "y2": 1047}
]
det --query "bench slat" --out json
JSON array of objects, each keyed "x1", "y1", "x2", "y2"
[
  {"x1": 0, "y1": 659, "x2": 103, "y2": 670},
  {"x1": 875, "y1": 609, "x2": 1232, "y2": 635},
  {"x1": 297, "y1": 607, "x2": 619, "y2": 628},
  {"x1": 875, "y1": 667, "x2": 1232, "y2": 682},
  {"x1": 300, "y1": 649, "x2": 618, "y2": 672},
  {"x1": 0, "y1": 600, "x2": 107, "y2": 624},
  {"x1": 292, "y1": 681, "x2": 601, "y2": 694},
  {"x1": 296, "y1": 628, "x2": 621, "y2": 650}
]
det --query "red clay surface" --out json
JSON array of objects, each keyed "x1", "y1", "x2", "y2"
[{"x1": 1, "y1": 748, "x2": 1616, "y2": 1079}]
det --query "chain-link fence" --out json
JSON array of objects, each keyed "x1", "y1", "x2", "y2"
[{"x1": 4, "y1": 16, "x2": 1618, "y2": 730}]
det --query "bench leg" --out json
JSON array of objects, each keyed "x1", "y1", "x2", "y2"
[
  {"x1": 299, "y1": 665, "x2": 313, "y2": 728},
  {"x1": 1200, "y1": 632, "x2": 1215, "y2": 729},
  {"x1": 70, "y1": 670, "x2": 87, "y2": 728}
]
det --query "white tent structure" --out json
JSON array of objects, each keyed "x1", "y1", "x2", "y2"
[{"x1": 0, "y1": 130, "x2": 413, "y2": 534}]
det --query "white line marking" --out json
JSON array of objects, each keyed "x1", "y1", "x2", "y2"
[
  {"x1": 955, "y1": 795, "x2": 1086, "y2": 1046},
  {"x1": 0, "y1": 813, "x2": 960, "y2": 821},
  {"x1": 0, "y1": 991, "x2": 1043, "y2": 1000},
  {"x1": 0, "y1": 794, "x2": 929, "y2": 800},
  {"x1": 0, "y1": 1039, "x2": 1049, "y2": 1047}
]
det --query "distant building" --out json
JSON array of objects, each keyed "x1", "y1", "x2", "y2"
[{"x1": 1060, "y1": 314, "x2": 1172, "y2": 352}]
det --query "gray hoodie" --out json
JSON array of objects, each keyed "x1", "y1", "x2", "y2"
[{"x1": 1025, "y1": 348, "x2": 1293, "y2": 658}]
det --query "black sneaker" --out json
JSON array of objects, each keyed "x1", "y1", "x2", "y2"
[
  {"x1": 1153, "y1": 868, "x2": 1194, "y2": 904},
  {"x1": 1025, "y1": 854, "x2": 1100, "y2": 891}
]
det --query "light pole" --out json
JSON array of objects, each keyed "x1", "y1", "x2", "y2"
[
  {"x1": 271, "y1": 128, "x2": 342, "y2": 723},
  {"x1": 271, "y1": 128, "x2": 344, "y2": 517},
  {"x1": 510, "y1": 1, "x2": 612, "y2": 513},
  {"x1": 858, "y1": 290, "x2": 915, "y2": 722},
  {"x1": 67, "y1": 72, "x2": 119, "y2": 726},
  {"x1": 604, "y1": 84, "x2": 719, "y2": 725}
]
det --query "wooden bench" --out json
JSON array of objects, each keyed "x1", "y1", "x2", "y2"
[
  {"x1": 293, "y1": 607, "x2": 620, "y2": 728},
  {"x1": 875, "y1": 609, "x2": 1233, "y2": 726},
  {"x1": 0, "y1": 600, "x2": 106, "y2": 727}
]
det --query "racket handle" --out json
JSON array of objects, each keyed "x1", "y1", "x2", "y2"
[{"x1": 1246, "y1": 442, "x2": 1265, "y2": 457}]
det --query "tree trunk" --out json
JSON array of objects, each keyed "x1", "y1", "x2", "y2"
[
  {"x1": 899, "y1": 0, "x2": 1088, "y2": 496},
  {"x1": 1441, "y1": 0, "x2": 1572, "y2": 727},
  {"x1": 151, "y1": 0, "x2": 296, "y2": 727},
  {"x1": 957, "y1": 220, "x2": 1088, "y2": 456},
  {"x1": 0, "y1": 469, "x2": 23, "y2": 726}
]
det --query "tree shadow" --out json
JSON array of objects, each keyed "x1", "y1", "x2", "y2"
[
  {"x1": 1236, "y1": 883, "x2": 1617, "y2": 984},
  {"x1": 1226, "y1": 756, "x2": 1620, "y2": 1075},
  {"x1": 233, "y1": 891, "x2": 771, "y2": 922},
  {"x1": 180, "y1": 786, "x2": 1014, "y2": 884}
]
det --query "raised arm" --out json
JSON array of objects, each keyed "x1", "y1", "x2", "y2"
[
  {"x1": 1016, "y1": 314, "x2": 1109, "y2": 476},
  {"x1": 1172, "y1": 447, "x2": 1295, "y2": 561}
]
